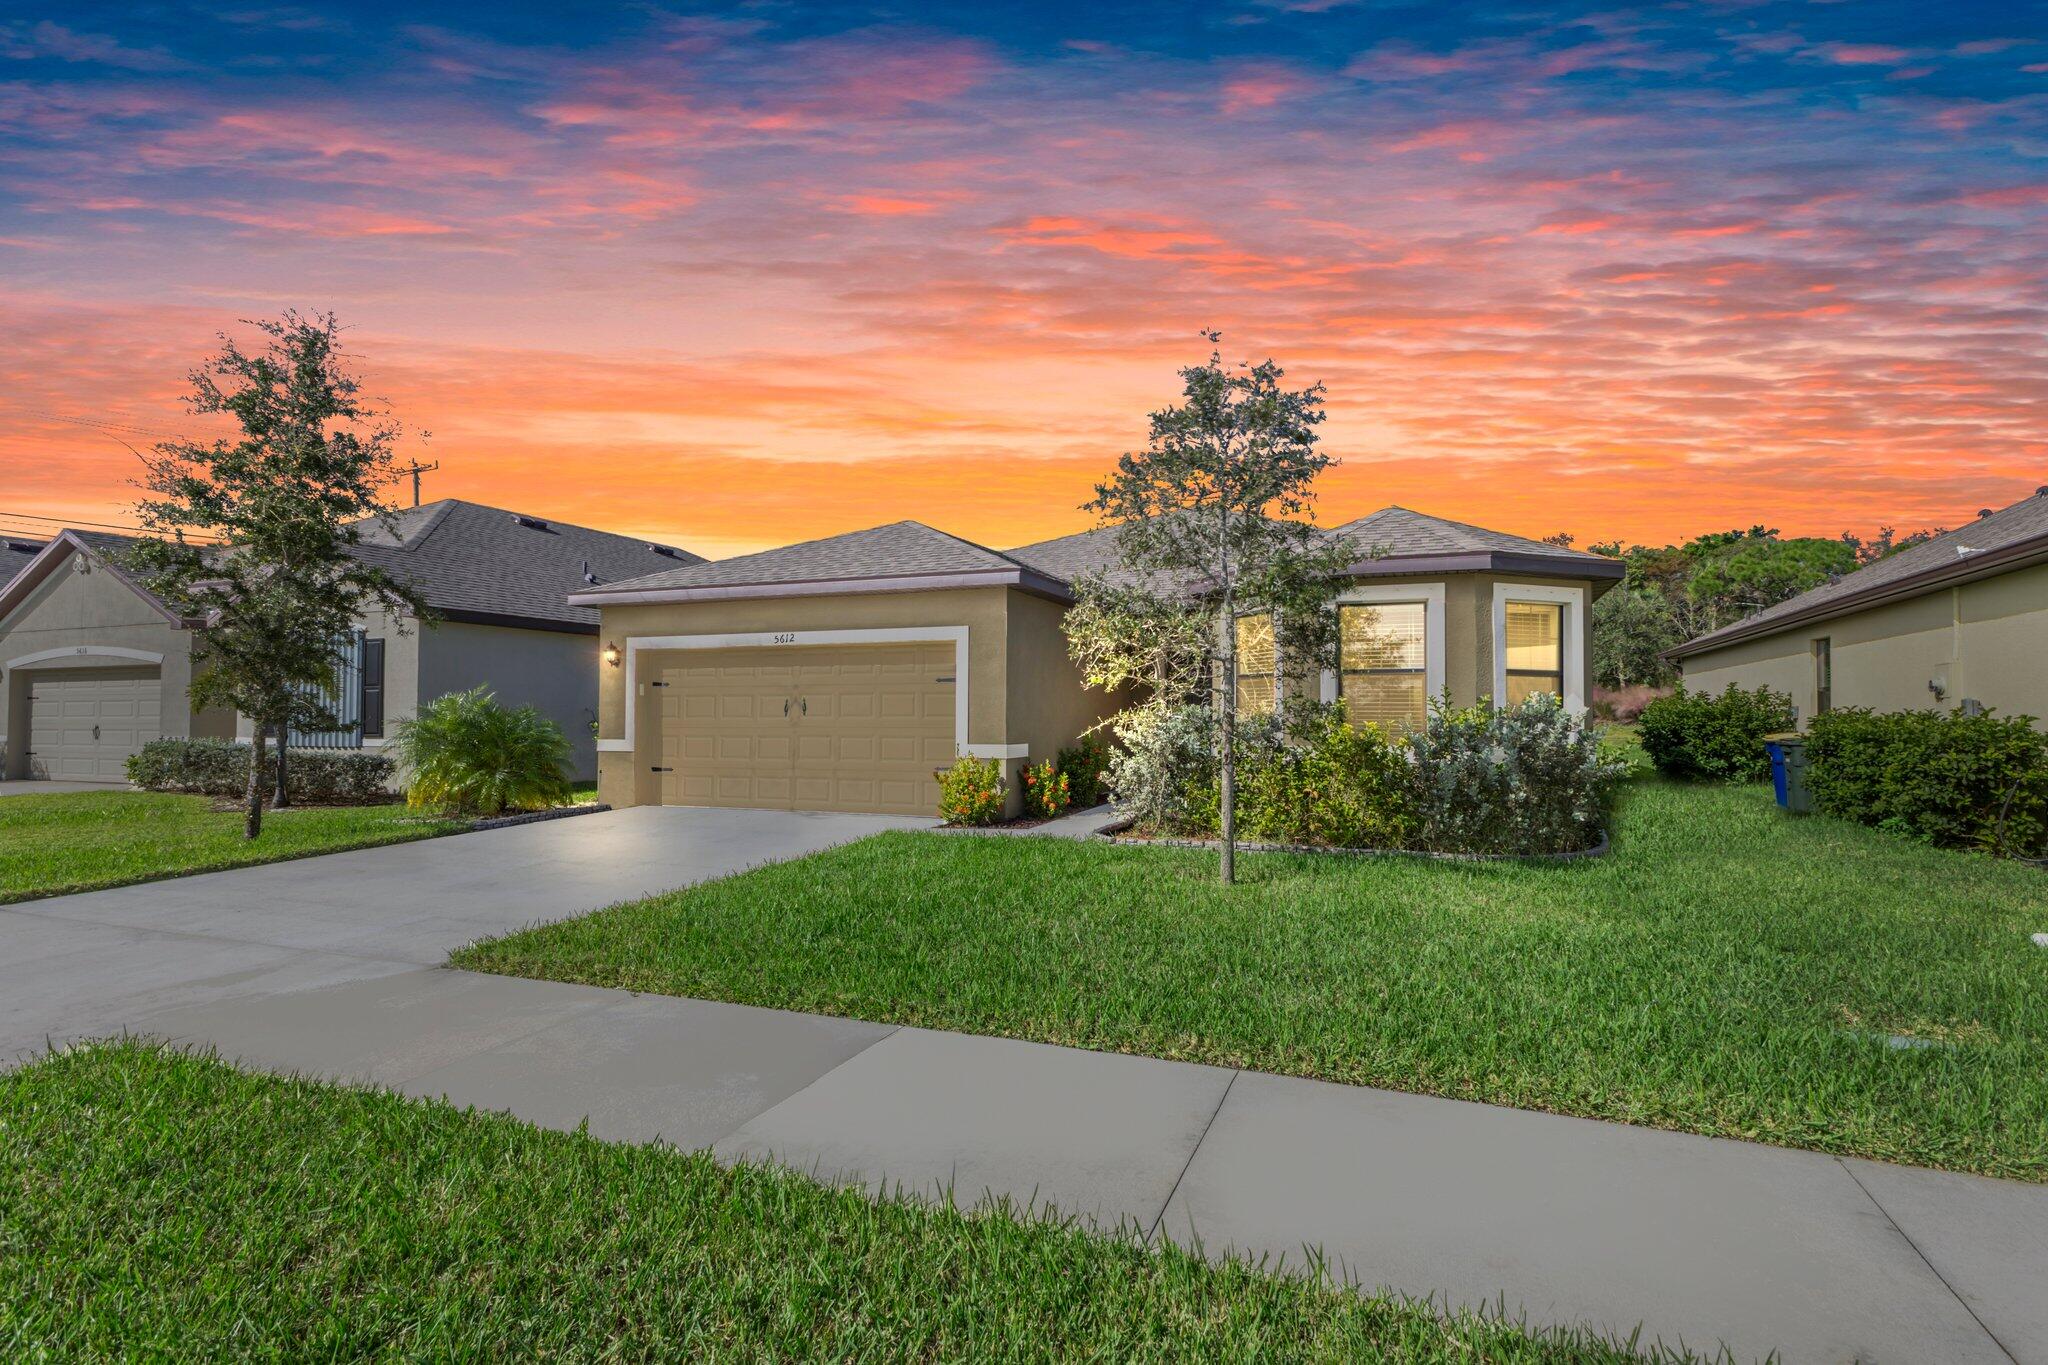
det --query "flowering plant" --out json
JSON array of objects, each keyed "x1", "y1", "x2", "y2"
[{"x1": 1022, "y1": 757, "x2": 1072, "y2": 820}]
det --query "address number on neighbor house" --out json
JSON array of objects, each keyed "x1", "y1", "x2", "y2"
[{"x1": 769, "y1": 633, "x2": 798, "y2": 645}]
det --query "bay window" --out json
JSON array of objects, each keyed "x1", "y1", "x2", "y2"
[
  {"x1": 1503, "y1": 600, "x2": 1565, "y2": 704},
  {"x1": 1234, "y1": 612, "x2": 1277, "y2": 714},
  {"x1": 1338, "y1": 602, "x2": 1427, "y2": 732}
]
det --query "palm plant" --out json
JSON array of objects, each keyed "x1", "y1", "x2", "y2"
[{"x1": 390, "y1": 687, "x2": 571, "y2": 817}]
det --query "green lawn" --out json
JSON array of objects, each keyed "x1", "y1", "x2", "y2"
[
  {"x1": 0, "y1": 1042, "x2": 1662, "y2": 1363},
  {"x1": 457, "y1": 779, "x2": 2048, "y2": 1180},
  {"x1": 0, "y1": 790, "x2": 458, "y2": 903}
]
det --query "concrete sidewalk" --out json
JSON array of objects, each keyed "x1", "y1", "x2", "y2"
[
  {"x1": 106, "y1": 966, "x2": 2047, "y2": 1365},
  {"x1": 4, "y1": 807, "x2": 2043, "y2": 1364}
]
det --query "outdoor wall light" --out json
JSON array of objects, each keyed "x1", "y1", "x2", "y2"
[{"x1": 603, "y1": 641, "x2": 621, "y2": 667}]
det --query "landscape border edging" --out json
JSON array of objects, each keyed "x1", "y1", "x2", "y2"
[
  {"x1": 1092, "y1": 818, "x2": 1610, "y2": 863},
  {"x1": 470, "y1": 803, "x2": 611, "y2": 833}
]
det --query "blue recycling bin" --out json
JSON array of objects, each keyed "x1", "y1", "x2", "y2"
[{"x1": 1763, "y1": 732, "x2": 1811, "y2": 813}]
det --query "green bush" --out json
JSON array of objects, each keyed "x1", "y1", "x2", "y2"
[
  {"x1": 388, "y1": 688, "x2": 572, "y2": 817},
  {"x1": 937, "y1": 756, "x2": 1006, "y2": 825},
  {"x1": 1406, "y1": 694, "x2": 1622, "y2": 856},
  {"x1": 1233, "y1": 705, "x2": 1414, "y2": 849},
  {"x1": 126, "y1": 738, "x2": 393, "y2": 804},
  {"x1": 1806, "y1": 708, "x2": 2048, "y2": 856},
  {"x1": 1020, "y1": 758, "x2": 1073, "y2": 820},
  {"x1": 1639, "y1": 684, "x2": 1795, "y2": 782},
  {"x1": 1056, "y1": 735, "x2": 1113, "y2": 809}
]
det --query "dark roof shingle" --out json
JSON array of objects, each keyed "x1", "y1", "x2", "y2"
[{"x1": 578, "y1": 520, "x2": 1033, "y2": 596}]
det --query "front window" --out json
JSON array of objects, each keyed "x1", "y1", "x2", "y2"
[
  {"x1": 1813, "y1": 637, "x2": 1832, "y2": 715},
  {"x1": 1234, "y1": 612, "x2": 1277, "y2": 714},
  {"x1": 1339, "y1": 602, "x2": 1426, "y2": 733},
  {"x1": 1504, "y1": 601, "x2": 1564, "y2": 705}
]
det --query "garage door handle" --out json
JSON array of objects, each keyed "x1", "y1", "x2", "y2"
[
  {"x1": 800, "y1": 698, "x2": 807, "y2": 715},
  {"x1": 93, "y1": 724, "x2": 101, "y2": 740},
  {"x1": 784, "y1": 698, "x2": 791, "y2": 716},
  {"x1": 650, "y1": 766, "x2": 672, "y2": 773}
]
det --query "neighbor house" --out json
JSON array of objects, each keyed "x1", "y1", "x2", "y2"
[
  {"x1": 571, "y1": 508, "x2": 1622, "y2": 816},
  {"x1": 1669, "y1": 487, "x2": 2048, "y2": 726},
  {"x1": 0, "y1": 501, "x2": 701, "y2": 783}
]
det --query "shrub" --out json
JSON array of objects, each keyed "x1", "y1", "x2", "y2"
[
  {"x1": 1225, "y1": 704, "x2": 1414, "y2": 848},
  {"x1": 1105, "y1": 704, "x2": 1217, "y2": 833},
  {"x1": 1590, "y1": 684, "x2": 1669, "y2": 723},
  {"x1": 1019, "y1": 758, "x2": 1072, "y2": 820},
  {"x1": 1055, "y1": 735, "x2": 1114, "y2": 809},
  {"x1": 937, "y1": 756, "x2": 1006, "y2": 825},
  {"x1": 127, "y1": 738, "x2": 393, "y2": 804},
  {"x1": 1406, "y1": 693, "x2": 1622, "y2": 856},
  {"x1": 1806, "y1": 708, "x2": 2048, "y2": 856},
  {"x1": 1639, "y1": 684, "x2": 1794, "y2": 782},
  {"x1": 389, "y1": 687, "x2": 572, "y2": 817}
]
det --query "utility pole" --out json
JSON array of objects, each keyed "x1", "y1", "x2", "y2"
[{"x1": 393, "y1": 459, "x2": 440, "y2": 507}]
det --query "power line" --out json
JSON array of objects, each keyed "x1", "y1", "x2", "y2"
[{"x1": 16, "y1": 408, "x2": 198, "y2": 442}]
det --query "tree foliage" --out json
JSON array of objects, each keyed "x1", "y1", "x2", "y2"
[
  {"x1": 128, "y1": 312, "x2": 428, "y2": 839},
  {"x1": 1070, "y1": 333, "x2": 1351, "y2": 882}
]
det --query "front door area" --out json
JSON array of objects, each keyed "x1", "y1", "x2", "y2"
[{"x1": 651, "y1": 643, "x2": 955, "y2": 817}]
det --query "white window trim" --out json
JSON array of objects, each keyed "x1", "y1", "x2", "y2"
[
  {"x1": 599, "y1": 626, "x2": 981, "y2": 759},
  {"x1": 1320, "y1": 582, "x2": 1446, "y2": 706},
  {"x1": 1492, "y1": 583, "x2": 1586, "y2": 713}
]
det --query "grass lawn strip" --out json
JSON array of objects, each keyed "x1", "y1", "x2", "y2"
[
  {"x1": 0, "y1": 1041, "x2": 1675, "y2": 1363},
  {"x1": 456, "y1": 779, "x2": 2048, "y2": 1181},
  {"x1": 0, "y1": 790, "x2": 459, "y2": 903}
]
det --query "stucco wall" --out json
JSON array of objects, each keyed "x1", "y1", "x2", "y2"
[
  {"x1": 418, "y1": 619, "x2": 599, "y2": 780},
  {"x1": 1680, "y1": 563, "x2": 2048, "y2": 726},
  {"x1": 594, "y1": 586, "x2": 1019, "y2": 809},
  {"x1": 0, "y1": 553, "x2": 202, "y2": 778},
  {"x1": 1003, "y1": 588, "x2": 1122, "y2": 775}
]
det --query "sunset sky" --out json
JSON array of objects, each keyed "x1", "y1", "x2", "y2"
[{"x1": 3, "y1": 2, "x2": 2044, "y2": 559}]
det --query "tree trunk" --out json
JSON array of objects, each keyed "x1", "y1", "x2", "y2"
[
  {"x1": 244, "y1": 724, "x2": 268, "y2": 841},
  {"x1": 1219, "y1": 603, "x2": 1236, "y2": 886},
  {"x1": 270, "y1": 721, "x2": 291, "y2": 809}
]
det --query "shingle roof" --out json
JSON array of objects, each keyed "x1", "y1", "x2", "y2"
[
  {"x1": 346, "y1": 500, "x2": 702, "y2": 629},
  {"x1": 1673, "y1": 487, "x2": 2048, "y2": 658},
  {"x1": 2, "y1": 536, "x2": 47, "y2": 589},
  {"x1": 1331, "y1": 507, "x2": 1616, "y2": 569},
  {"x1": 575, "y1": 520, "x2": 1042, "y2": 598}
]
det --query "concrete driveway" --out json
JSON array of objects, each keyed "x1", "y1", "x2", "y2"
[{"x1": 0, "y1": 804, "x2": 929, "y2": 1057}]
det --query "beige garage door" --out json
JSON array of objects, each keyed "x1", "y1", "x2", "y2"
[
  {"x1": 653, "y1": 643, "x2": 955, "y2": 816},
  {"x1": 27, "y1": 668, "x2": 163, "y2": 781}
]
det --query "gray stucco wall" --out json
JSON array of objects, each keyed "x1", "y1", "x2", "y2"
[{"x1": 417, "y1": 620, "x2": 600, "y2": 780}]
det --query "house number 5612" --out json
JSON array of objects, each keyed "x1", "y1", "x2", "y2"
[{"x1": 770, "y1": 633, "x2": 797, "y2": 644}]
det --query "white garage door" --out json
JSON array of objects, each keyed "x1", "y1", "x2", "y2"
[
  {"x1": 651, "y1": 643, "x2": 956, "y2": 816},
  {"x1": 27, "y1": 669, "x2": 163, "y2": 781}
]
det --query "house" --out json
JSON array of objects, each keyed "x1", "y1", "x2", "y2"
[
  {"x1": 1668, "y1": 486, "x2": 2048, "y2": 726},
  {"x1": 0, "y1": 501, "x2": 701, "y2": 784},
  {"x1": 571, "y1": 509, "x2": 1622, "y2": 816}
]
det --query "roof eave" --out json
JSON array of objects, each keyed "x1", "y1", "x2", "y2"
[
  {"x1": 568, "y1": 567, "x2": 1075, "y2": 609},
  {"x1": 1343, "y1": 551, "x2": 1627, "y2": 581},
  {"x1": 1666, "y1": 531, "x2": 2048, "y2": 662}
]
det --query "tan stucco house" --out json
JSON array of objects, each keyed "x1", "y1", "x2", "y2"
[
  {"x1": 0, "y1": 501, "x2": 700, "y2": 783},
  {"x1": 573, "y1": 509, "x2": 1622, "y2": 817},
  {"x1": 1669, "y1": 488, "x2": 2048, "y2": 727}
]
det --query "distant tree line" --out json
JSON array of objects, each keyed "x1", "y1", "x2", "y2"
[{"x1": 1538, "y1": 524, "x2": 1944, "y2": 691}]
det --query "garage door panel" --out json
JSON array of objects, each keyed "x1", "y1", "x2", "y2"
[
  {"x1": 27, "y1": 669, "x2": 163, "y2": 782},
  {"x1": 653, "y1": 642, "x2": 953, "y2": 816}
]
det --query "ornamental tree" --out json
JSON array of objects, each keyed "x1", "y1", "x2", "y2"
[
  {"x1": 129, "y1": 312, "x2": 429, "y2": 839},
  {"x1": 1073, "y1": 332, "x2": 1351, "y2": 884}
]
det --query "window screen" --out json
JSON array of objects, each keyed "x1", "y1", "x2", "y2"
[
  {"x1": 1235, "y1": 613, "x2": 1277, "y2": 714},
  {"x1": 1339, "y1": 602, "x2": 1426, "y2": 732},
  {"x1": 1504, "y1": 601, "x2": 1564, "y2": 705}
]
